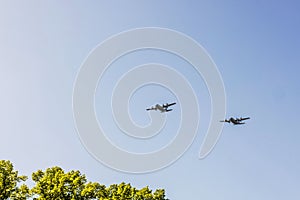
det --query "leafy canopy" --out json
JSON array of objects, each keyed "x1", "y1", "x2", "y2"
[
  {"x1": 0, "y1": 160, "x2": 168, "y2": 200},
  {"x1": 0, "y1": 160, "x2": 29, "y2": 200}
]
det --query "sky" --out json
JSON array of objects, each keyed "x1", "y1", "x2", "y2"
[{"x1": 0, "y1": 1, "x2": 300, "y2": 199}]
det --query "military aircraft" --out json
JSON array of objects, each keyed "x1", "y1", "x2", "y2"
[
  {"x1": 146, "y1": 102, "x2": 176, "y2": 113},
  {"x1": 220, "y1": 117, "x2": 250, "y2": 125}
]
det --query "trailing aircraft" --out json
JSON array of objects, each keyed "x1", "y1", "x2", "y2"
[{"x1": 220, "y1": 117, "x2": 250, "y2": 125}]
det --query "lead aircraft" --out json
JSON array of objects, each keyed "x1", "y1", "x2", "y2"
[{"x1": 146, "y1": 102, "x2": 176, "y2": 113}]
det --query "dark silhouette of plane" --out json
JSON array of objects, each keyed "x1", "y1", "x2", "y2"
[
  {"x1": 220, "y1": 117, "x2": 250, "y2": 125},
  {"x1": 146, "y1": 102, "x2": 176, "y2": 113}
]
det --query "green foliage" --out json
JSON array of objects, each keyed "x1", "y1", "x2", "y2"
[
  {"x1": 105, "y1": 183, "x2": 167, "y2": 200},
  {"x1": 82, "y1": 182, "x2": 106, "y2": 199},
  {"x1": 0, "y1": 160, "x2": 29, "y2": 200},
  {"x1": 31, "y1": 166, "x2": 91, "y2": 199},
  {"x1": 0, "y1": 160, "x2": 168, "y2": 200}
]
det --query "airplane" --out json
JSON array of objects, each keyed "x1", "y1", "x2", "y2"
[
  {"x1": 146, "y1": 102, "x2": 176, "y2": 113},
  {"x1": 220, "y1": 117, "x2": 250, "y2": 125}
]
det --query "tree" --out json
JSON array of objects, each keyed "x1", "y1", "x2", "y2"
[
  {"x1": 105, "y1": 182, "x2": 168, "y2": 200},
  {"x1": 31, "y1": 166, "x2": 104, "y2": 199},
  {"x1": 81, "y1": 182, "x2": 107, "y2": 199},
  {"x1": 0, "y1": 160, "x2": 168, "y2": 199},
  {"x1": 0, "y1": 160, "x2": 29, "y2": 200}
]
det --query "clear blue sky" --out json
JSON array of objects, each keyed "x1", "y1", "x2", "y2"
[{"x1": 0, "y1": 1, "x2": 299, "y2": 199}]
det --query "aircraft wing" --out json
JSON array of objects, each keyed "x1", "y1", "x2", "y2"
[
  {"x1": 163, "y1": 102, "x2": 176, "y2": 108},
  {"x1": 220, "y1": 119, "x2": 230, "y2": 123},
  {"x1": 239, "y1": 117, "x2": 250, "y2": 121},
  {"x1": 146, "y1": 107, "x2": 156, "y2": 111},
  {"x1": 234, "y1": 122, "x2": 245, "y2": 125}
]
